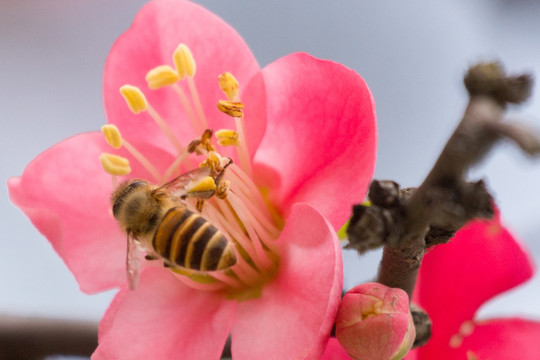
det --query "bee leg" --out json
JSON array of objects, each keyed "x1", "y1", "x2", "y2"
[
  {"x1": 145, "y1": 254, "x2": 159, "y2": 261},
  {"x1": 163, "y1": 262, "x2": 171, "y2": 268},
  {"x1": 196, "y1": 198, "x2": 205, "y2": 212},
  {"x1": 214, "y1": 158, "x2": 233, "y2": 185}
]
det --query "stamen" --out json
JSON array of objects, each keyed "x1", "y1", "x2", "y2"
[
  {"x1": 145, "y1": 65, "x2": 179, "y2": 89},
  {"x1": 214, "y1": 98, "x2": 251, "y2": 175},
  {"x1": 229, "y1": 187, "x2": 280, "y2": 239},
  {"x1": 213, "y1": 200, "x2": 263, "y2": 269},
  {"x1": 146, "y1": 104, "x2": 184, "y2": 154},
  {"x1": 201, "y1": 205, "x2": 261, "y2": 286},
  {"x1": 173, "y1": 44, "x2": 196, "y2": 79},
  {"x1": 101, "y1": 124, "x2": 122, "y2": 149},
  {"x1": 209, "y1": 271, "x2": 243, "y2": 289},
  {"x1": 111, "y1": 175, "x2": 118, "y2": 189},
  {"x1": 171, "y1": 84, "x2": 202, "y2": 134},
  {"x1": 215, "y1": 129, "x2": 240, "y2": 147},
  {"x1": 187, "y1": 76, "x2": 209, "y2": 130},
  {"x1": 227, "y1": 192, "x2": 276, "y2": 269},
  {"x1": 100, "y1": 153, "x2": 131, "y2": 176},
  {"x1": 101, "y1": 124, "x2": 161, "y2": 182},
  {"x1": 228, "y1": 164, "x2": 273, "y2": 221},
  {"x1": 215, "y1": 179, "x2": 230, "y2": 199},
  {"x1": 218, "y1": 72, "x2": 239, "y2": 101},
  {"x1": 161, "y1": 151, "x2": 190, "y2": 182},
  {"x1": 234, "y1": 115, "x2": 253, "y2": 177},
  {"x1": 199, "y1": 152, "x2": 222, "y2": 173},
  {"x1": 174, "y1": 274, "x2": 226, "y2": 292},
  {"x1": 217, "y1": 100, "x2": 244, "y2": 118},
  {"x1": 120, "y1": 85, "x2": 148, "y2": 114},
  {"x1": 119, "y1": 85, "x2": 184, "y2": 154},
  {"x1": 173, "y1": 44, "x2": 208, "y2": 129}
]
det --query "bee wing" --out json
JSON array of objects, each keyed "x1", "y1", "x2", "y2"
[
  {"x1": 161, "y1": 167, "x2": 212, "y2": 198},
  {"x1": 126, "y1": 233, "x2": 142, "y2": 290}
]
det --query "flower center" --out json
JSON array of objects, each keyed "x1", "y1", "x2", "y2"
[{"x1": 100, "y1": 44, "x2": 282, "y2": 300}]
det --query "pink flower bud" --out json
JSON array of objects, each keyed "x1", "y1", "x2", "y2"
[{"x1": 336, "y1": 282, "x2": 416, "y2": 360}]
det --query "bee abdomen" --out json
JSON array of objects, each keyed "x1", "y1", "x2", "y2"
[{"x1": 153, "y1": 207, "x2": 236, "y2": 271}]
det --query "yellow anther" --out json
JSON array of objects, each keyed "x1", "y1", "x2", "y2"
[
  {"x1": 173, "y1": 44, "x2": 196, "y2": 79},
  {"x1": 187, "y1": 129, "x2": 215, "y2": 154},
  {"x1": 145, "y1": 65, "x2": 180, "y2": 89},
  {"x1": 188, "y1": 176, "x2": 216, "y2": 193},
  {"x1": 101, "y1": 124, "x2": 123, "y2": 149},
  {"x1": 218, "y1": 72, "x2": 239, "y2": 101},
  {"x1": 216, "y1": 179, "x2": 230, "y2": 199},
  {"x1": 199, "y1": 152, "x2": 221, "y2": 172},
  {"x1": 100, "y1": 153, "x2": 131, "y2": 176},
  {"x1": 215, "y1": 129, "x2": 240, "y2": 147},
  {"x1": 119, "y1": 85, "x2": 148, "y2": 114},
  {"x1": 217, "y1": 100, "x2": 244, "y2": 118}
]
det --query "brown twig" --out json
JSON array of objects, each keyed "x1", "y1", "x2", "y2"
[{"x1": 346, "y1": 62, "x2": 539, "y2": 346}]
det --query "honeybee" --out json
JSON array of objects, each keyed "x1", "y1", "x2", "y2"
[{"x1": 111, "y1": 165, "x2": 237, "y2": 290}]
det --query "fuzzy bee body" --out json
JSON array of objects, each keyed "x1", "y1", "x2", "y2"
[
  {"x1": 110, "y1": 168, "x2": 237, "y2": 289},
  {"x1": 153, "y1": 206, "x2": 236, "y2": 271}
]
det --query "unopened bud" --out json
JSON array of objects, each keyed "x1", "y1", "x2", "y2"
[
  {"x1": 336, "y1": 282, "x2": 415, "y2": 360},
  {"x1": 146, "y1": 65, "x2": 180, "y2": 89},
  {"x1": 119, "y1": 85, "x2": 148, "y2": 114}
]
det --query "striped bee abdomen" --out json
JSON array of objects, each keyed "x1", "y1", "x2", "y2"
[{"x1": 153, "y1": 207, "x2": 237, "y2": 271}]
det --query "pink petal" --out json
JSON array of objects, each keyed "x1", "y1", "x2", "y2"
[
  {"x1": 404, "y1": 349, "x2": 419, "y2": 360},
  {"x1": 104, "y1": 0, "x2": 265, "y2": 159},
  {"x1": 414, "y1": 213, "x2": 535, "y2": 358},
  {"x1": 231, "y1": 203, "x2": 343, "y2": 360},
  {"x1": 254, "y1": 52, "x2": 377, "y2": 230},
  {"x1": 321, "y1": 338, "x2": 353, "y2": 360},
  {"x1": 93, "y1": 266, "x2": 236, "y2": 360},
  {"x1": 8, "y1": 132, "x2": 175, "y2": 293},
  {"x1": 457, "y1": 318, "x2": 540, "y2": 359}
]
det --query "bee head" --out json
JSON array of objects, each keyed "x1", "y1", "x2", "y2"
[{"x1": 111, "y1": 179, "x2": 162, "y2": 236}]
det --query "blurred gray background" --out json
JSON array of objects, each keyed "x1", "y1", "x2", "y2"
[{"x1": 2, "y1": 0, "x2": 540, "y2": 327}]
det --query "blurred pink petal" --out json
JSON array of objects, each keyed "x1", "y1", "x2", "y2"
[
  {"x1": 254, "y1": 52, "x2": 377, "y2": 229},
  {"x1": 93, "y1": 266, "x2": 235, "y2": 360},
  {"x1": 321, "y1": 338, "x2": 353, "y2": 360},
  {"x1": 413, "y1": 212, "x2": 537, "y2": 359},
  {"x1": 457, "y1": 318, "x2": 540, "y2": 359},
  {"x1": 231, "y1": 203, "x2": 343, "y2": 360},
  {"x1": 414, "y1": 214, "x2": 535, "y2": 357},
  {"x1": 104, "y1": 0, "x2": 265, "y2": 158}
]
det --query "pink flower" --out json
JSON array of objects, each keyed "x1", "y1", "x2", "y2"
[
  {"x1": 406, "y1": 211, "x2": 540, "y2": 360},
  {"x1": 336, "y1": 282, "x2": 415, "y2": 360},
  {"x1": 322, "y1": 211, "x2": 540, "y2": 360},
  {"x1": 8, "y1": 1, "x2": 376, "y2": 359}
]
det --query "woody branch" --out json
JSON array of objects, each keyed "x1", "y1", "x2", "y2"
[{"x1": 346, "y1": 62, "x2": 540, "y2": 347}]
